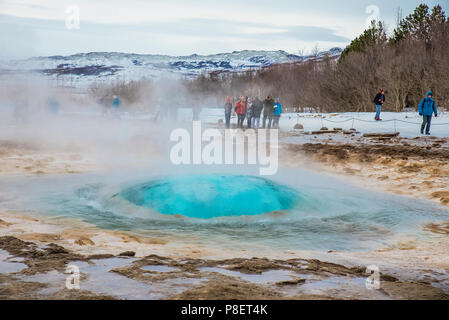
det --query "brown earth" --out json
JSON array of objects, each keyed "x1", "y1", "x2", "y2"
[
  {"x1": 1, "y1": 229, "x2": 448, "y2": 300},
  {"x1": 1, "y1": 130, "x2": 449, "y2": 299},
  {"x1": 283, "y1": 136, "x2": 449, "y2": 208},
  {"x1": 0, "y1": 140, "x2": 93, "y2": 175}
]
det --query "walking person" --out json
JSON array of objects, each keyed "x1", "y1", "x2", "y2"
[
  {"x1": 251, "y1": 96, "x2": 263, "y2": 128},
  {"x1": 272, "y1": 97, "x2": 283, "y2": 128},
  {"x1": 373, "y1": 88, "x2": 385, "y2": 121},
  {"x1": 262, "y1": 95, "x2": 274, "y2": 128},
  {"x1": 246, "y1": 97, "x2": 252, "y2": 128},
  {"x1": 235, "y1": 96, "x2": 247, "y2": 129},
  {"x1": 419, "y1": 91, "x2": 438, "y2": 135},
  {"x1": 224, "y1": 97, "x2": 233, "y2": 128}
]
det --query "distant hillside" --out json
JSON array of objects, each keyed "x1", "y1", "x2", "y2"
[{"x1": 0, "y1": 48, "x2": 342, "y2": 87}]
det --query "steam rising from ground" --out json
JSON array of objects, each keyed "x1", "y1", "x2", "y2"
[{"x1": 0, "y1": 75, "x2": 215, "y2": 170}]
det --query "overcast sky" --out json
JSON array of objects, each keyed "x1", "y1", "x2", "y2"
[{"x1": 0, "y1": 0, "x2": 447, "y2": 60}]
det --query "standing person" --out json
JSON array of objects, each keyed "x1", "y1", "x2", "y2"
[
  {"x1": 110, "y1": 95, "x2": 120, "y2": 117},
  {"x1": 246, "y1": 97, "x2": 252, "y2": 128},
  {"x1": 192, "y1": 97, "x2": 202, "y2": 121},
  {"x1": 418, "y1": 91, "x2": 438, "y2": 135},
  {"x1": 224, "y1": 97, "x2": 233, "y2": 128},
  {"x1": 251, "y1": 96, "x2": 263, "y2": 128},
  {"x1": 272, "y1": 97, "x2": 283, "y2": 128},
  {"x1": 373, "y1": 88, "x2": 385, "y2": 121},
  {"x1": 113, "y1": 95, "x2": 120, "y2": 109},
  {"x1": 235, "y1": 96, "x2": 247, "y2": 128},
  {"x1": 192, "y1": 105, "x2": 200, "y2": 121},
  {"x1": 262, "y1": 95, "x2": 275, "y2": 128}
]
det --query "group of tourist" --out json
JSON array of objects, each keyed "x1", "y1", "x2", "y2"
[
  {"x1": 224, "y1": 95, "x2": 283, "y2": 129},
  {"x1": 108, "y1": 89, "x2": 438, "y2": 136}
]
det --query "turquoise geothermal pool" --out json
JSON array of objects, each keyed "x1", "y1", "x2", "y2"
[
  {"x1": 120, "y1": 175, "x2": 299, "y2": 219},
  {"x1": 2, "y1": 169, "x2": 449, "y2": 253}
]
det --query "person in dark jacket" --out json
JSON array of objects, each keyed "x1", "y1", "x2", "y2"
[
  {"x1": 246, "y1": 97, "x2": 252, "y2": 128},
  {"x1": 192, "y1": 100, "x2": 201, "y2": 121},
  {"x1": 224, "y1": 97, "x2": 232, "y2": 128},
  {"x1": 263, "y1": 96, "x2": 275, "y2": 128},
  {"x1": 418, "y1": 91, "x2": 438, "y2": 135},
  {"x1": 251, "y1": 97, "x2": 263, "y2": 128},
  {"x1": 373, "y1": 88, "x2": 385, "y2": 121}
]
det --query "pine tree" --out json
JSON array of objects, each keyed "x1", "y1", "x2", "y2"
[
  {"x1": 392, "y1": 4, "x2": 447, "y2": 44},
  {"x1": 340, "y1": 20, "x2": 387, "y2": 60}
]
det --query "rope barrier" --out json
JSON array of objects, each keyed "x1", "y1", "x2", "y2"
[
  {"x1": 312, "y1": 116, "x2": 449, "y2": 126},
  {"x1": 293, "y1": 115, "x2": 449, "y2": 135},
  {"x1": 319, "y1": 118, "x2": 353, "y2": 124}
]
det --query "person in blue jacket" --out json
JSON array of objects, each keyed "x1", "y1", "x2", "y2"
[
  {"x1": 418, "y1": 91, "x2": 438, "y2": 135},
  {"x1": 112, "y1": 95, "x2": 120, "y2": 109},
  {"x1": 272, "y1": 97, "x2": 283, "y2": 129}
]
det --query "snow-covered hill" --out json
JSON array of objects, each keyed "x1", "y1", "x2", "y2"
[{"x1": 0, "y1": 48, "x2": 341, "y2": 87}]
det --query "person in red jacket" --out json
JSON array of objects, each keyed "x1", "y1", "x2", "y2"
[{"x1": 235, "y1": 96, "x2": 247, "y2": 128}]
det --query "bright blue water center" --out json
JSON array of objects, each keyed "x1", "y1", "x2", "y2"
[{"x1": 120, "y1": 175, "x2": 299, "y2": 219}]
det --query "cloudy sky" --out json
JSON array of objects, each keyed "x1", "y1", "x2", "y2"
[{"x1": 0, "y1": 0, "x2": 447, "y2": 59}]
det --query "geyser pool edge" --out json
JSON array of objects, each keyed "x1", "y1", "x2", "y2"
[
  {"x1": 5, "y1": 169, "x2": 449, "y2": 252},
  {"x1": 119, "y1": 174, "x2": 300, "y2": 219}
]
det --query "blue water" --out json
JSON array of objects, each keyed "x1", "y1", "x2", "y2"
[
  {"x1": 2, "y1": 169, "x2": 449, "y2": 252},
  {"x1": 120, "y1": 175, "x2": 299, "y2": 219}
]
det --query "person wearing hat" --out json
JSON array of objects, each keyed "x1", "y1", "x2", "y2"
[
  {"x1": 262, "y1": 95, "x2": 275, "y2": 128},
  {"x1": 272, "y1": 97, "x2": 283, "y2": 129},
  {"x1": 251, "y1": 96, "x2": 263, "y2": 128},
  {"x1": 373, "y1": 88, "x2": 385, "y2": 121},
  {"x1": 224, "y1": 96, "x2": 233, "y2": 128},
  {"x1": 246, "y1": 97, "x2": 252, "y2": 128},
  {"x1": 418, "y1": 91, "x2": 438, "y2": 135},
  {"x1": 112, "y1": 95, "x2": 120, "y2": 109},
  {"x1": 235, "y1": 96, "x2": 247, "y2": 128}
]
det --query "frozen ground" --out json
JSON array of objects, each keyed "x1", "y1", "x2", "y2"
[
  {"x1": 2, "y1": 102, "x2": 447, "y2": 139},
  {"x1": 178, "y1": 108, "x2": 449, "y2": 138}
]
